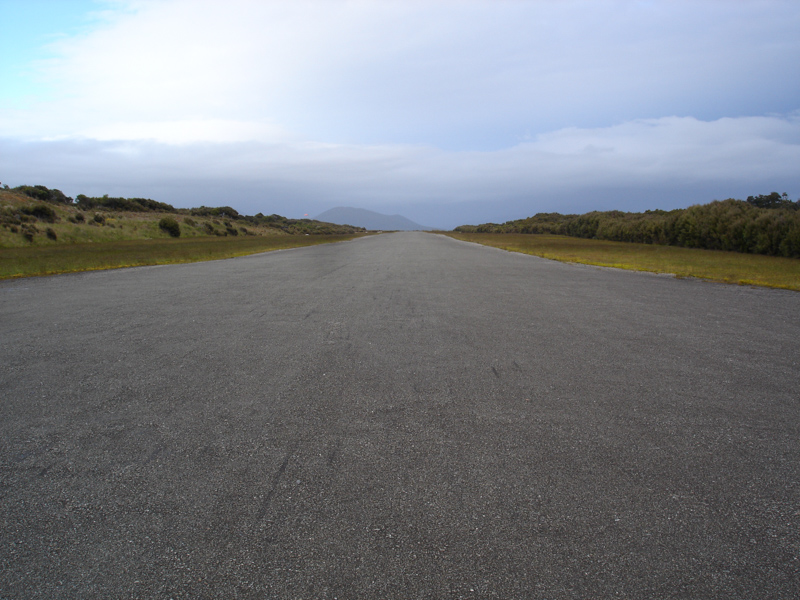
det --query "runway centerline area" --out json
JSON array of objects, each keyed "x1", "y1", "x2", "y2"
[{"x1": 2, "y1": 232, "x2": 799, "y2": 599}]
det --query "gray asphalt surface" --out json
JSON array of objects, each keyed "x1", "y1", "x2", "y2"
[{"x1": 1, "y1": 232, "x2": 799, "y2": 599}]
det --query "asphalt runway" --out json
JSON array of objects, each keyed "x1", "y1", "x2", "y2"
[{"x1": 1, "y1": 232, "x2": 799, "y2": 599}]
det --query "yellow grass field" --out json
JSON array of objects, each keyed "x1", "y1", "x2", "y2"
[
  {"x1": 0, "y1": 234, "x2": 368, "y2": 279},
  {"x1": 444, "y1": 232, "x2": 800, "y2": 291}
]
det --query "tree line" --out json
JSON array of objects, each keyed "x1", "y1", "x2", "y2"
[{"x1": 455, "y1": 193, "x2": 800, "y2": 258}]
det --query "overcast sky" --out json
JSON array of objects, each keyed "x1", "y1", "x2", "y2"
[{"x1": 1, "y1": 0, "x2": 799, "y2": 228}]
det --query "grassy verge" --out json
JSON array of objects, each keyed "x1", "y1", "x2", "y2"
[
  {"x1": 1, "y1": 188, "x2": 365, "y2": 248},
  {"x1": 444, "y1": 232, "x2": 800, "y2": 291},
  {"x1": 0, "y1": 234, "x2": 369, "y2": 279}
]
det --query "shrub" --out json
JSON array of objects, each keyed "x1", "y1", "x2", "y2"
[
  {"x1": 21, "y1": 224, "x2": 38, "y2": 242},
  {"x1": 203, "y1": 222, "x2": 215, "y2": 234},
  {"x1": 15, "y1": 185, "x2": 72, "y2": 204},
  {"x1": 93, "y1": 213, "x2": 105, "y2": 224},
  {"x1": 158, "y1": 217, "x2": 181, "y2": 237},
  {"x1": 0, "y1": 207, "x2": 22, "y2": 227},
  {"x1": 16, "y1": 185, "x2": 50, "y2": 202},
  {"x1": 184, "y1": 217, "x2": 196, "y2": 227},
  {"x1": 75, "y1": 212, "x2": 85, "y2": 222},
  {"x1": 75, "y1": 194, "x2": 174, "y2": 212},
  {"x1": 22, "y1": 203, "x2": 57, "y2": 222},
  {"x1": 46, "y1": 227, "x2": 58, "y2": 240},
  {"x1": 189, "y1": 206, "x2": 239, "y2": 219}
]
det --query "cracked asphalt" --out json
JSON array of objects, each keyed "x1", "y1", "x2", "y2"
[{"x1": 1, "y1": 232, "x2": 799, "y2": 599}]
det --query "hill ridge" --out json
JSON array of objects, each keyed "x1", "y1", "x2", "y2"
[{"x1": 315, "y1": 207, "x2": 433, "y2": 231}]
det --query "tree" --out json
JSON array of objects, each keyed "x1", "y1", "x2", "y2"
[{"x1": 746, "y1": 192, "x2": 797, "y2": 210}]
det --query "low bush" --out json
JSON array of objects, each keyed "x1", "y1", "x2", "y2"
[
  {"x1": 14, "y1": 185, "x2": 72, "y2": 204},
  {"x1": 75, "y1": 194, "x2": 174, "y2": 212},
  {"x1": 158, "y1": 217, "x2": 181, "y2": 237},
  {"x1": 21, "y1": 204, "x2": 57, "y2": 222},
  {"x1": 21, "y1": 223, "x2": 39, "y2": 242},
  {"x1": 189, "y1": 206, "x2": 240, "y2": 219}
]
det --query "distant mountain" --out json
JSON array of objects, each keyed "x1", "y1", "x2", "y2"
[{"x1": 314, "y1": 207, "x2": 434, "y2": 231}]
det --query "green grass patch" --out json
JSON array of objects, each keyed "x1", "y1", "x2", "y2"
[
  {"x1": 444, "y1": 232, "x2": 800, "y2": 291},
  {"x1": 0, "y1": 234, "x2": 369, "y2": 279}
]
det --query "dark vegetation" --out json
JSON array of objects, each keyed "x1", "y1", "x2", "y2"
[
  {"x1": 76, "y1": 193, "x2": 176, "y2": 213},
  {"x1": 1, "y1": 183, "x2": 365, "y2": 244},
  {"x1": 456, "y1": 193, "x2": 800, "y2": 258},
  {"x1": 158, "y1": 217, "x2": 181, "y2": 238},
  {"x1": 13, "y1": 185, "x2": 73, "y2": 204}
]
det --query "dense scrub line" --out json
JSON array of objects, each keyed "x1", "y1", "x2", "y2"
[{"x1": 455, "y1": 194, "x2": 800, "y2": 258}]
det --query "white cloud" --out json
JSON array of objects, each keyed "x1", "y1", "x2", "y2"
[
  {"x1": 7, "y1": 0, "x2": 800, "y2": 147},
  {"x1": 523, "y1": 114, "x2": 800, "y2": 183},
  {"x1": 78, "y1": 119, "x2": 296, "y2": 144}
]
